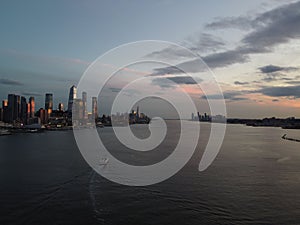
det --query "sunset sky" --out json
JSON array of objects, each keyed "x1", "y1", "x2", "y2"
[{"x1": 0, "y1": 0, "x2": 300, "y2": 118}]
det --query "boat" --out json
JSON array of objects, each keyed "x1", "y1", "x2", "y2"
[
  {"x1": 96, "y1": 122, "x2": 104, "y2": 128},
  {"x1": 282, "y1": 134, "x2": 300, "y2": 142},
  {"x1": 0, "y1": 130, "x2": 12, "y2": 136},
  {"x1": 99, "y1": 157, "x2": 109, "y2": 165}
]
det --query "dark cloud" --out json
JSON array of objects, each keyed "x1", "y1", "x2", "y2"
[
  {"x1": 285, "y1": 80, "x2": 300, "y2": 85},
  {"x1": 241, "y1": 2, "x2": 300, "y2": 52},
  {"x1": 184, "y1": 33, "x2": 226, "y2": 53},
  {"x1": 234, "y1": 81, "x2": 249, "y2": 85},
  {"x1": 205, "y1": 16, "x2": 253, "y2": 30},
  {"x1": 261, "y1": 73, "x2": 283, "y2": 82},
  {"x1": 201, "y1": 91, "x2": 248, "y2": 101},
  {"x1": 166, "y1": 76, "x2": 200, "y2": 84},
  {"x1": 151, "y1": 48, "x2": 249, "y2": 76},
  {"x1": 21, "y1": 92, "x2": 42, "y2": 97},
  {"x1": 147, "y1": 33, "x2": 226, "y2": 61},
  {"x1": 257, "y1": 85, "x2": 300, "y2": 98},
  {"x1": 258, "y1": 65, "x2": 298, "y2": 82},
  {"x1": 151, "y1": 1, "x2": 300, "y2": 72},
  {"x1": 202, "y1": 48, "x2": 250, "y2": 68},
  {"x1": 258, "y1": 65, "x2": 298, "y2": 73},
  {"x1": 272, "y1": 99, "x2": 279, "y2": 102},
  {"x1": 152, "y1": 76, "x2": 200, "y2": 88},
  {"x1": 0, "y1": 78, "x2": 23, "y2": 86},
  {"x1": 109, "y1": 87, "x2": 122, "y2": 93}
]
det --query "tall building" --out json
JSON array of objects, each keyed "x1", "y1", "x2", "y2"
[
  {"x1": 45, "y1": 93, "x2": 53, "y2": 115},
  {"x1": 67, "y1": 85, "x2": 77, "y2": 113},
  {"x1": 2, "y1": 100, "x2": 8, "y2": 122},
  {"x1": 26, "y1": 103, "x2": 30, "y2": 119},
  {"x1": 29, "y1": 97, "x2": 35, "y2": 118},
  {"x1": 73, "y1": 99, "x2": 84, "y2": 121},
  {"x1": 0, "y1": 107, "x2": 3, "y2": 122},
  {"x1": 7, "y1": 94, "x2": 20, "y2": 123},
  {"x1": 58, "y1": 103, "x2": 64, "y2": 112},
  {"x1": 38, "y1": 108, "x2": 48, "y2": 125},
  {"x1": 92, "y1": 97, "x2": 98, "y2": 119},
  {"x1": 82, "y1": 92, "x2": 87, "y2": 119},
  {"x1": 20, "y1": 96, "x2": 27, "y2": 123}
]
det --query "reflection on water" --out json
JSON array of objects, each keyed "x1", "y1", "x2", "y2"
[{"x1": 0, "y1": 122, "x2": 300, "y2": 225}]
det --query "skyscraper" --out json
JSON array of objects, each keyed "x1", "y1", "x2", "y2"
[
  {"x1": 92, "y1": 97, "x2": 98, "y2": 119},
  {"x1": 20, "y1": 96, "x2": 27, "y2": 123},
  {"x1": 82, "y1": 92, "x2": 87, "y2": 119},
  {"x1": 2, "y1": 100, "x2": 8, "y2": 123},
  {"x1": 73, "y1": 99, "x2": 84, "y2": 121},
  {"x1": 45, "y1": 93, "x2": 53, "y2": 115},
  {"x1": 7, "y1": 94, "x2": 20, "y2": 123},
  {"x1": 58, "y1": 103, "x2": 64, "y2": 112},
  {"x1": 29, "y1": 97, "x2": 35, "y2": 118},
  {"x1": 0, "y1": 107, "x2": 3, "y2": 122},
  {"x1": 68, "y1": 85, "x2": 77, "y2": 113}
]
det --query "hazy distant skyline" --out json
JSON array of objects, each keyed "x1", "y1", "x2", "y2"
[{"x1": 0, "y1": 0, "x2": 300, "y2": 118}]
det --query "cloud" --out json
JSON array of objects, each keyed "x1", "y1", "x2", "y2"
[
  {"x1": 261, "y1": 73, "x2": 284, "y2": 82},
  {"x1": 285, "y1": 80, "x2": 300, "y2": 85},
  {"x1": 183, "y1": 33, "x2": 226, "y2": 53},
  {"x1": 109, "y1": 87, "x2": 122, "y2": 93},
  {"x1": 258, "y1": 65, "x2": 298, "y2": 74},
  {"x1": 257, "y1": 85, "x2": 300, "y2": 98},
  {"x1": 202, "y1": 48, "x2": 250, "y2": 68},
  {"x1": 201, "y1": 91, "x2": 248, "y2": 101},
  {"x1": 150, "y1": 1, "x2": 300, "y2": 72},
  {"x1": 257, "y1": 65, "x2": 298, "y2": 82},
  {"x1": 0, "y1": 78, "x2": 23, "y2": 86},
  {"x1": 205, "y1": 16, "x2": 253, "y2": 30},
  {"x1": 272, "y1": 99, "x2": 279, "y2": 102},
  {"x1": 146, "y1": 33, "x2": 226, "y2": 61},
  {"x1": 21, "y1": 92, "x2": 42, "y2": 97},
  {"x1": 234, "y1": 81, "x2": 249, "y2": 85},
  {"x1": 152, "y1": 76, "x2": 200, "y2": 88}
]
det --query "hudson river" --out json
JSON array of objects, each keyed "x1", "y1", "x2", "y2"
[{"x1": 0, "y1": 122, "x2": 300, "y2": 225}]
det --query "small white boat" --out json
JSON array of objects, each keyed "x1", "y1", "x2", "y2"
[
  {"x1": 99, "y1": 157, "x2": 109, "y2": 165},
  {"x1": 96, "y1": 122, "x2": 104, "y2": 128},
  {"x1": 0, "y1": 130, "x2": 12, "y2": 136}
]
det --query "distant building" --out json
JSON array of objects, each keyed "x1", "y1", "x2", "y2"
[
  {"x1": 73, "y1": 99, "x2": 84, "y2": 121},
  {"x1": 67, "y1": 85, "x2": 77, "y2": 113},
  {"x1": 92, "y1": 97, "x2": 98, "y2": 119},
  {"x1": 0, "y1": 107, "x2": 3, "y2": 121},
  {"x1": 20, "y1": 96, "x2": 27, "y2": 124},
  {"x1": 45, "y1": 93, "x2": 53, "y2": 115},
  {"x1": 29, "y1": 97, "x2": 35, "y2": 118},
  {"x1": 7, "y1": 94, "x2": 20, "y2": 123},
  {"x1": 2, "y1": 100, "x2": 8, "y2": 122},
  {"x1": 58, "y1": 103, "x2": 64, "y2": 112},
  {"x1": 38, "y1": 108, "x2": 48, "y2": 125},
  {"x1": 82, "y1": 92, "x2": 87, "y2": 119}
]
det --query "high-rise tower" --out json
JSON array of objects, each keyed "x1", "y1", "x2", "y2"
[
  {"x1": 29, "y1": 97, "x2": 35, "y2": 118},
  {"x1": 68, "y1": 85, "x2": 77, "y2": 113},
  {"x1": 45, "y1": 93, "x2": 53, "y2": 115},
  {"x1": 82, "y1": 92, "x2": 87, "y2": 119},
  {"x1": 92, "y1": 97, "x2": 98, "y2": 119}
]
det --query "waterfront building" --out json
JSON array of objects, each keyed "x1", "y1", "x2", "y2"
[
  {"x1": 58, "y1": 103, "x2": 64, "y2": 112},
  {"x1": 92, "y1": 97, "x2": 98, "y2": 119},
  {"x1": 45, "y1": 93, "x2": 53, "y2": 115},
  {"x1": 29, "y1": 97, "x2": 35, "y2": 118},
  {"x1": 82, "y1": 92, "x2": 87, "y2": 119},
  {"x1": 20, "y1": 96, "x2": 27, "y2": 123},
  {"x1": 67, "y1": 85, "x2": 77, "y2": 113}
]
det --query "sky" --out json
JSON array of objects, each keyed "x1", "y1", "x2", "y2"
[{"x1": 0, "y1": 0, "x2": 300, "y2": 118}]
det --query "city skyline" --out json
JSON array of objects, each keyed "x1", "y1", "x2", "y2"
[{"x1": 0, "y1": 85, "x2": 99, "y2": 125}]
